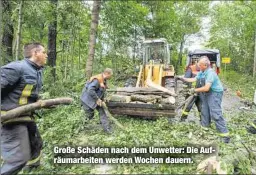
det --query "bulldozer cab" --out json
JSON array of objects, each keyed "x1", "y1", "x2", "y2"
[
  {"x1": 143, "y1": 38, "x2": 171, "y2": 65},
  {"x1": 186, "y1": 49, "x2": 221, "y2": 74}
]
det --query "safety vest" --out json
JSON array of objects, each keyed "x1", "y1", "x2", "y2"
[{"x1": 89, "y1": 74, "x2": 106, "y2": 88}]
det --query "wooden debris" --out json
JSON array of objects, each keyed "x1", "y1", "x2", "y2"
[
  {"x1": 146, "y1": 79, "x2": 177, "y2": 97},
  {"x1": 102, "y1": 102, "x2": 126, "y2": 130},
  {"x1": 131, "y1": 94, "x2": 161, "y2": 103},
  {"x1": 1, "y1": 98, "x2": 73, "y2": 122},
  {"x1": 160, "y1": 96, "x2": 176, "y2": 104},
  {"x1": 108, "y1": 87, "x2": 176, "y2": 97},
  {"x1": 108, "y1": 94, "x2": 131, "y2": 103},
  {"x1": 197, "y1": 156, "x2": 227, "y2": 174}
]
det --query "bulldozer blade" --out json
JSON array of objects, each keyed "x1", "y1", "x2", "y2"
[{"x1": 106, "y1": 102, "x2": 176, "y2": 118}]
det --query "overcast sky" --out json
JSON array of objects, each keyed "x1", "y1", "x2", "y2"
[{"x1": 185, "y1": 1, "x2": 221, "y2": 51}]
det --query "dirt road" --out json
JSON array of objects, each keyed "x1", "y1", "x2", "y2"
[{"x1": 182, "y1": 84, "x2": 253, "y2": 122}]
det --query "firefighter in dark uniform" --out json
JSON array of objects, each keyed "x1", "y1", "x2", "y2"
[
  {"x1": 1, "y1": 43, "x2": 48, "y2": 175},
  {"x1": 80, "y1": 68, "x2": 113, "y2": 133},
  {"x1": 181, "y1": 60, "x2": 202, "y2": 121}
]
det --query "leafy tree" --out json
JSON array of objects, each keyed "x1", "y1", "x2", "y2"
[
  {"x1": 86, "y1": 0, "x2": 101, "y2": 79},
  {"x1": 208, "y1": 1, "x2": 256, "y2": 75}
]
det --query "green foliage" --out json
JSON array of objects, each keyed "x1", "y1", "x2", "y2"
[
  {"x1": 208, "y1": 1, "x2": 256, "y2": 75},
  {"x1": 219, "y1": 70, "x2": 256, "y2": 100},
  {"x1": 3, "y1": 1, "x2": 255, "y2": 174}
]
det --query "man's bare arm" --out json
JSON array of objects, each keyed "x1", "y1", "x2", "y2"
[
  {"x1": 183, "y1": 77, "x2": 196, "y2": 83},
  {"x1": 195, "y1": 83, "x2": 211, "y2": 92}
]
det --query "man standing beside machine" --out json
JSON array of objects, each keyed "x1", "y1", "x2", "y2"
[{"x1": 177, "y1": 56, "x2": 230, "y2": 143}]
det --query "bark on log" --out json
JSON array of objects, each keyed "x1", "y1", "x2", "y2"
[
  {"x1": 146, "y1": 79, "x2": 177, "y2": 97},
  {"x1": 102, "y1": 102, "x2": 126, "y2": 130},
  {"x1": 206, "y1": 162, "x2": 213, "y2": 174},
  {"x1": 1, "y1": 98, "x2": 73, "y2": 121},
  {"x1": 175, "y1": 94, "x2": 196, "y2": 112},
  {"x1": 102, "y1": 102, "x2": 143, "y2": 146},
  {"x1": 116, "y1": 91, "x2": 171, "y2": 97},
  {"x1": 160, "y1": 96, "x2": 176, "y2": 104},
  {"x1": 108, "y1": 87, "x2": 164, "y2": 93},
  {"x1": 131, "y1": 94, "x2": 161, "y2": 103},
  {"x1": 108, "y1": 95, "x2": 131, "y2": 103},
  {"x1": 108, "y1": 87, "x2": 176, "y2": 97}
]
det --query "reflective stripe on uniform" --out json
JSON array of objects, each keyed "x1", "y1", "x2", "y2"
[
  {"x1": 26, "y1": 151, "x2": 42, "y2": 166},
  {"x1": 182, "y1": 111, "x2": 189, "y2": 115},
  {"x1": 218, "y1": 132, "x2": 229, "y2": 137},
  {"x1": 2, "y1": 116, "x2": 33, "y2": 124},
  {"x1": 19, "y1": 84, "x2": 34, "y2": 105}
]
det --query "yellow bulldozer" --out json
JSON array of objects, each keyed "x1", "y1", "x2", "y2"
[{"x1": 106, "y1": 38, "x2": 178, "y2": 118}]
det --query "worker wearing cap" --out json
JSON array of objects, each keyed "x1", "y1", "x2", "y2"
[
  {"x1": 178, "y1": 56, "x2": 230, "y2": 143},
  {"x1": 80, "y1": 68, "x2": 113, "y2": 133}
]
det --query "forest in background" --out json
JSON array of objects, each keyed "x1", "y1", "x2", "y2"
[{"x1": 1, "y1": 0, "x2": 256, "y2": 174}]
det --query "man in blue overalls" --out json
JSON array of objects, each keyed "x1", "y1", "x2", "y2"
[{"x1": 179, "y1": 56, "x2": 230, "y2": 143}]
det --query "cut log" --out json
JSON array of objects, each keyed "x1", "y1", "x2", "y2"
[
  {"x1": 108, "y1": 87, "x2": 176, "y2": 97},
  {"x1": 130, "y1": 101, "x2": 146, "y2": 104},
  {"x1": 131, "y1": 94, "x2": 161, "y2": 103},
  {"x1": 108, "y1": 94, "x2": 131, "y2": 103},
  {"x1": 106, "y1": 102, "x2": 176, "y2": 118},
  {"x1": 108, "y1": 87, "x2": 170, "y2": 93},
  {"x1": 146, "y1": 79, "x2": 177, "y2": 97},
  {"x1": 102, "y1": 102, "x2": 140, "y2": 145},
  {"x1": 107, "y1": 102, "x2": 176, "y2": 110},
  {"x1": 102, "y1": 102, "x2": 126, "y2": 130},
  {"x1": 108, "y1": 108, "x2": 175, "y2": 117},
  {"x1": 116, "y1": 91, "x2": 172, "y2": 97},
  {"x1": 160, "y1": 96, "x2": 176, "y2": 104},
  {"x1": 1, "y1": 97, "x2": 73, "y2": 122},
  {"x1": 175, "y1": 94, "x2": 196, "y2": 112}
]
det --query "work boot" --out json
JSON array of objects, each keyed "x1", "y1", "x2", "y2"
[
  {"x1": 222, "y1": 136, "x2": 230, "y2": 144},
  {"x1": 180, "y1": 116, "x2": 187, "y2": 122}
]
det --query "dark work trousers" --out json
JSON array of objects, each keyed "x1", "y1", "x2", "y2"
[
  {"x1": 1, "y1": 122, "x2": 42, "y2": 175},
  {"x1": 201, "y1": 91, "x2": 229, "y2": 134},
  {"x1": 82, "y1": 102, "x2": 110, "y2": 131}
]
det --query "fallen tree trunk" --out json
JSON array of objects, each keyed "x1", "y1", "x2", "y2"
[
  {"x1": 108, "y1": 87, "x2": 175, "y2": 97},
  {"x1": 175, "y1": 94, "x2": 196, "y2": 112},
  {"x1": 160, "y1": 96, "x2": 176, "y2": 104},
  {"x1": 102, "y1": 102, "x2": 126, "y2": 130},
  {"x1": 146, "y1": 79, "x2": 177, "y2": 97},
  {"x1": 108, "y1": 94, "x2": 131, "y2": 103},
  {"x1": 115, "y1": 91, "x2": 170, "y2": 96},
  {"x1": 131, "y1": 94, "x2": 161, "y2": 103},
  {"x1": 1, "y1": 97, "x2": 73, "y2": 121},
  {"x1": 102, "y1": 102, "x2": 139, "y2": 145}
]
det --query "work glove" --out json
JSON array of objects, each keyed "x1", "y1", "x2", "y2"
[
  {"x1": 175, "y1": 76, "x2": 185, "y2": 82},
  {"x1": 96, "y1": 99, "x2": 103, "y2": 107},
  {"x1": 189, "y1": 88, "x2": 196, "y2": 95}
]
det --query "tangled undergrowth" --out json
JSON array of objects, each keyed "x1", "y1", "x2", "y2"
[{"x1": 21, "y1": 70, "x2": 256, "y2": 174}]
